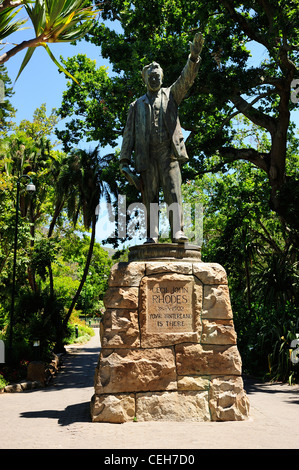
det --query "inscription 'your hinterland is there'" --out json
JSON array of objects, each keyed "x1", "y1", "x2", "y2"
[{"x1": 147, "y1": 281, "x2": 193, "y2": 333}]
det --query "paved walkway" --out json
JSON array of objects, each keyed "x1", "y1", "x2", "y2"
[{"x1": 0, "y1": 329, "x2": 298, "y2": 450}]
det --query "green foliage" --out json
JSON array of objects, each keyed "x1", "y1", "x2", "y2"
[
  {"x1": 18, "y1": 103, "x2": 59, "y2": 140},
  {"x1": 182, "y1": 153, "x2": 299, "y2": 382},
  {"x1": 0, "y1": 360, "x2": 28, "y2": 387},
  {"x1": 266, "y1": 315, "x2": 299, "y2": 384},
  {"x1": 56, "y1": 54, "x2": 121, "y2": 151},
  {"x1": 64, "y1": 320, "x2": 95, "y2": 345},
  {"x1": 31, "y1": 237, "x2": 59, "y2": 281},
  {"x1": 52, "y1": 2, "x2": 299, "y2": 382},
  {"x1": 0, "y1": 373, "x2": 9, "y2": 389},
  {"x1": 1, "y1": 2, "x2": 298, "y2": 385},
  {"x1": 0, "y1": 100, "x2": 114, "y2": 360},
  {"x1": 0, "y1": 4, "x2": 27, "y2": 41},
  {"x1": 53, "y1": 233, "x2": 112, "y2": 311},
  {"x1": 0, "y1": 64, "x2": 16, "y2": 133}
]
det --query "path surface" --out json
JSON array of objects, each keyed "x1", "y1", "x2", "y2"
[{"x1": 0, "y1": 329, "x2": 298, "y2": 450}]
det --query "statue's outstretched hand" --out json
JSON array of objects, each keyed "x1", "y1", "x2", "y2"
[{"x1": 190, "y1": 32, "x2": 204, "y2": 60}]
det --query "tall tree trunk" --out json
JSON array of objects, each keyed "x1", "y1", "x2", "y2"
[
  {"x1": 48, "y1": 198, "x2": 65, "y2": 238},
  {"x1": 268, "y1": 86, "x2": 290, "y2": 213},
  {"x1": 62, "y1": 213, "x2": 97, "y2": 330},
  {"x1": 244, "y1": 255, "x2": 251, "y2": 314}
]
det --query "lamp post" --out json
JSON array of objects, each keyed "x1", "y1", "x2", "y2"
[{"x1": 8, "y1": 175, "x2": 36, "y2": 361}]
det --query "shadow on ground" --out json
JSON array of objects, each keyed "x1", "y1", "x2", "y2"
[
  {"x1": 52, "y1": 347, "x2": 99, "y2": 390},
  {"x1": 19, "y1": 340, "x2": 100, "y2": 425},
  {"x1": 244, "y1": 376, "x2": 299, "y2": 407},
  {"x1": 19, "y1": 376, "x2": 299, "y2": 426},
  {"x1": 20, "y1": 401, "x2": 92, "y2": 426}
]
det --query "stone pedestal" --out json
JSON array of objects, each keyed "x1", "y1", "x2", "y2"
[{"x1": 90, "y1": 244, "x2": 249, "y2": 422}]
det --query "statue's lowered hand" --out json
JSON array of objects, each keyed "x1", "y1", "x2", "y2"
[
  {"x1": 120, "y1": 164, "x2": 141, "y2": 191},
  {"x1": 189, "y1": 32, "x2": 204, "y2": 60}
]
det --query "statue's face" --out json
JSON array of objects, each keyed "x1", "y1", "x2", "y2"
[{"x1": 145, "y1": 63, "x2": 163, "y2": 92}]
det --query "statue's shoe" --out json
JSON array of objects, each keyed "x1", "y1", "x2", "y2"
[
  {"x1": 144, "y1": 238, "x2": 157, "y2": 244},
  {"x1": 172, "y1": 231, "x2": 188, "y2": 243}
]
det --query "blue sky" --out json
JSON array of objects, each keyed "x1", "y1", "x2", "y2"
[{"x1": 6, "y1": 25, "x2": 112, "y2": 127}]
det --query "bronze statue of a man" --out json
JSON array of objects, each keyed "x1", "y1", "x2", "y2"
[{"x1": 119, "y1": 33, "x2": 204, "y2": 243}]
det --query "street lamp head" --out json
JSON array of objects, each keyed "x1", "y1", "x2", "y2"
[{"x1": 26, "y1": 182, "x2": 36, "y2": 193}]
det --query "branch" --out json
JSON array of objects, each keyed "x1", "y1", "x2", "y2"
[
  {"x1": 219, "y1": 147, "x2": 270, "y2": 172},
  {"x1": 219, "y1": 92, "x2": 270, "y2": 132},
  {"x1": 220, "y1": 0, "x2": 271, "y2": 49},
  {"x1": 230, "y1": 93, "x2": 276, "y2": 135},
  {"x1": 256, "y1": 0, "x2": 275, "y2": 32},
  {"x1": 64, "y1": 213, "x2": 97, "y2": 327},
  {"x1": 0, "y1": 34, "x2": 44, "y2": 64},
  {"x1": 278, "y1": 34, "x2": 298, "y2": 76},
  {"x1": 259, "y1": 75, "x2": 285, "y2": 89},
  {"x1": 0, "y1": 1, "x2": 23, "y2": 9},
  {"x1": 190, "y1": 146, "x2": 271, "y2": 178},
  {"x1": 100, "y1": 0, "x2": 122, "y2": 22}
]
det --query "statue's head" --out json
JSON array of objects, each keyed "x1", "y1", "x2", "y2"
[{"x1": 142, "y1": 62, "x2": 164, "y2": 92}]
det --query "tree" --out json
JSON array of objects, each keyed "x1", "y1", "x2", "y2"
[
  {"x1": 56, "y1": 54, "x2": 124, "y2": 151},
  {"x1": 0, "y1": 64, "x2": 16, "y2": 132},
  {"x1": 59, "y1": 232, "x2": 112, "y2": 315},
  {"x1": 52, "y1": 0, "x2": 299, "y2": 380},
  {"x1": 58, "y1": 0, "x2": 298, "y2": 230}
]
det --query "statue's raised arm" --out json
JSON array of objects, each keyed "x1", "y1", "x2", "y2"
[{"x1": 170, "y1": 32, "x2": 205, "y2": 106}]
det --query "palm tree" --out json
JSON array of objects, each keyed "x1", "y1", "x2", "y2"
[
  {"x1": 51, "y1": 146, "x2": 114, "y2": 350},
  {"x1": 0, "y1": 0, "x2": 99, "y2": 83}
]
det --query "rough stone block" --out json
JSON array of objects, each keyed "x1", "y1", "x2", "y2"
[
  {"x1": 4, "y1": 383, "x2": 23, "y2": 392},
  {"x1": 175, "y1": 343, "x2": 242, "y2": 376},
  {"x1": 177, "y1": 375, "x2": 210, "y2": 391},
  {"x1": 201, "y1": 319, "x2": 237, "y2": 345},
  {"x1": 145, "y1": 261, "x2": 192, "y2": 276},
  {"x1": 91, "y1": 393, "x2": 135, "y2": 423},
  {"x1": 103, "y1": 287, "x2": 139, "y2": 309},
  {"x1": 139, "y1": 273, "x2": 202, "y2": 348},
  {"x1": 91, "y1": 255, "x2": 249, "y2": 423},
  {"x1": 108, "y1": 262, "x2": 145, "y2": 287},
  {"x1": 193, "y1": 262, "x2": 228, "y2": 285},
  {"x1": 136, "y1": 391, "x2": 210, "y2": 422},
  {"x1": 100, "y1": 308, "x2": 140, "y2": 348},
  {"x1": 209, "y1": 376, "x2": 250, "y2": 421},
  {"x1": 202, "y1": 285, "x2": 233, "y2": 319},
  {"x1": 94, "y1": 347, "x2": 177, "y2": 394}
]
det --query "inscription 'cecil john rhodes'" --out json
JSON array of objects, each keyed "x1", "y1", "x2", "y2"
[{"x1": 147, "y1": 281, "x2": 193, "y2": 333}]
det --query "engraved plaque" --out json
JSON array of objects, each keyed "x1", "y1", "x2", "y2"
[{"x1": 147, "y1": 278, "x2": 193, "y2": 333}]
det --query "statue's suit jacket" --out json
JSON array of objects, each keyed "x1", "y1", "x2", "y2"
[{"x1": 120, "y1": 55, "x2": 200, "y2": 173}]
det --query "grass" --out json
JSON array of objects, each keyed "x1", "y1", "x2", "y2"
[{"x1": 64, "y1": 319, "x2": 95, "y2": 346}]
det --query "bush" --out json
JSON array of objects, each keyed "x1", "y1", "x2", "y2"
[
  {"x1": 0, "y1": 374, "x2": 9, "y2": 389},
  {"x1": 234, "y1": 301, "x2": 299, "y2": 383},
  {"x1": 64, "y1": 312, "x2": 95, "y2": 345}
]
